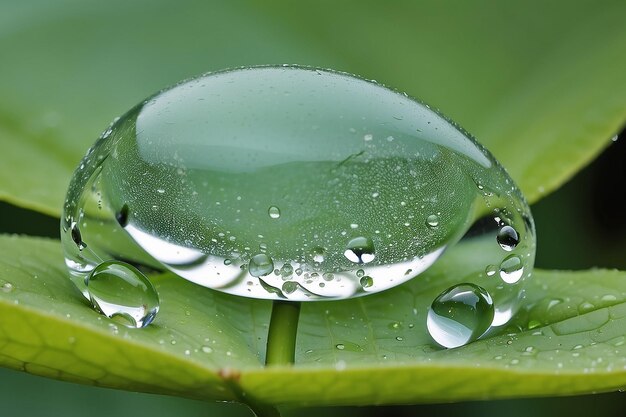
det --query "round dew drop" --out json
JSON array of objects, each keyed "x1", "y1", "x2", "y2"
[
  {"x1": 61, "y1": 66, "x2": 535, "y2": 341},
  {"x1": 85, "y1": 260, "x2": 159, "y2": 328},
  {"x1": 427, "y1": 283, "x2": 494, "y2": 348}
]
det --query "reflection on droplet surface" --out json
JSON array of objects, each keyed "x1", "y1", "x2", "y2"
[
  {"x1": 85, "y1": 260, "x2": 159, "y2": 328},
  {"x1": 427, "y1": 283, "x2": 494, "y2": 348},
  {"x1": 61, "y1": 66, "x2": 535, "y2": 338},
  {"x1": 344, "y1": 236, "x2": 376, "y2": 264},
  {"x1": 497, "y1": 225, "x2": 519, "y2": 251}
]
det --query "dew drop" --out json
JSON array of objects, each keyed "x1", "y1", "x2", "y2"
[
  {"x1": 344, "y1": 236, "x2": 376, "y2": 264},
  {"x1": 85, "y1": 260, "x2": 159, "y2": 328},
  {"x1": 248, "y1": 254, "x2": 274, "y2": 277},
  {"x1": 1, "y1": 282, "x2": 14, "y2": 293},
  {"x1": 497, "y1": 225, "x2": 519, "y2": 251},
  {"x1": 61, "y1": 66, "x2": 536, "y2": 339},
  {"x1": 499, "y1": 255, "x2": 524, "y2": 284},
  {"x1": 268, "y1": 206, "x2": 281, "y2": 219},
  {"x1": 427, "y1": 283, "x2": 494, "y2": 348},
  {"x1": 426, "y1": 214, "x2": 439, "y2": 228},
  {"x1": 359, "y1": 275, "x2": 373, "y2": 289}
]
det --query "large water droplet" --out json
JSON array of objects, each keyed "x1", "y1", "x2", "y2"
[
  {"x1": 427, "y1": 283, "x2": 494, "y2": 348},
  {"x1": 85, "y1": 260, "x2": 159, "y2": 328},
  {"x1": 61, "y1": 66, "x2": 535, "y2": 339}
]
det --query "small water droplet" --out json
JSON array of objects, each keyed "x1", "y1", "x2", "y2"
[
  {"x1": 426, "y1": 214, "x2": 439, "y2": 228},
  {"x1": 248, "y1": 254, "x2": 274, "y2": 277},
  {"x1": 499, "y1": 255, "x2": 524, "y2": 284},
  {"x1": 268, "y1": 206, "x2": 281, "y2": 219},
  {"x1": 344, "y1": 236, "x2": 375, "y2": 263},
  {"x1": 497, "y1": 225, "x2": 519, "y2": 251},
  {"x1": 356, "y1": 269, "x2": 365, "y2": 278},
  {"x1": 202, "y1": 345, "x2": 213, "y2": 353},
  {"x1": 1, "y1": 282, "x2": 14, "y2": 293},
  {"x1": 359, "y1": 276, "x2": 373, "y2": 288},
  {"x1": 427, "y1": 283, "x2": 494, "y2": 348},
  {"x1": 485, "y1": 264, "x2": 497, "y2": 277},
  {"x1": 335, "y1": 343, "x2": 345, "y2": 350},
  {"x1": 85, "y1": 260, "x2": 159, "y2": 328}
]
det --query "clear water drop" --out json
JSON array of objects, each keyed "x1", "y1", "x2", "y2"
[
  {"x1": 61, "y1": 66, "x2": 535, "y2": 338},
  {"x1": 268, "y1": 206, "x2": 281, "y2": 219},
  {"x1": 499, "y1": 254, "x2": 524, "y2": 284},
  {"x1": 85, "y1": 260, "x2": 159, "y2": 328},
  {"x1": 426, "y1": 214, "x2": 439, "y2": 228},
  {"x1": 248, "y1": 254, "x2": 274, "y2": 277},
  {"x1": 343, "y1": 236, "x2": 376, "y2": 264},
  {"x1": 360, "y1": 275, "x2": 374, "y2": 289},
  {"x1": 485, "y1": 264, "x2": 497, "y2": 277},
  {"x1": 427, "y1": 283, "x2": 494, "y2": 348},
  {"x1": 497, "y1": 225, "x2": 519, "y2": 251}
]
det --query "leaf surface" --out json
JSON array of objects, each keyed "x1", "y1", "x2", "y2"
[{"x1": 1, "y1": 235, "x2": 624, "y2": 407}]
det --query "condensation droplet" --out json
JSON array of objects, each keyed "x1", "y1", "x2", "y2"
[
  {"x1": 427, "y1": 283, "x2": 494, "y2": 348},
  {"x1": 85, "y1": 260, "x2": 159, "y2": 328},
  {"x1": 268, "y1": 206, "x2": 281, "y2": 219},
  {"x1": 426, "y1": 215, "x2": 439, "y2": 228}
]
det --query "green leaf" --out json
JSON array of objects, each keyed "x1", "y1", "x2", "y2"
[
  {"x1": 0, "y1": 0, "x2": 624, "y2": 216},
  {"x1": 1, "y1": 235, "x2": 624, "y2": 407}
]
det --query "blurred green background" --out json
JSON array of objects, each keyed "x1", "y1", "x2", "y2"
[{"x1": 0, "y1": 0, "x2": 624, "y2": 415}]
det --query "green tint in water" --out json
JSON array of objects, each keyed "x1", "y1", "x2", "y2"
[
  {"x1": 85, "y1": 260, "x2": 159, "y2": 328},
  {"x1": 427, "y1": 283, "x2": 494, "y2": 348},
  {"x1": 61, "y1": 66, "x2": 535, "y2": 346}
]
